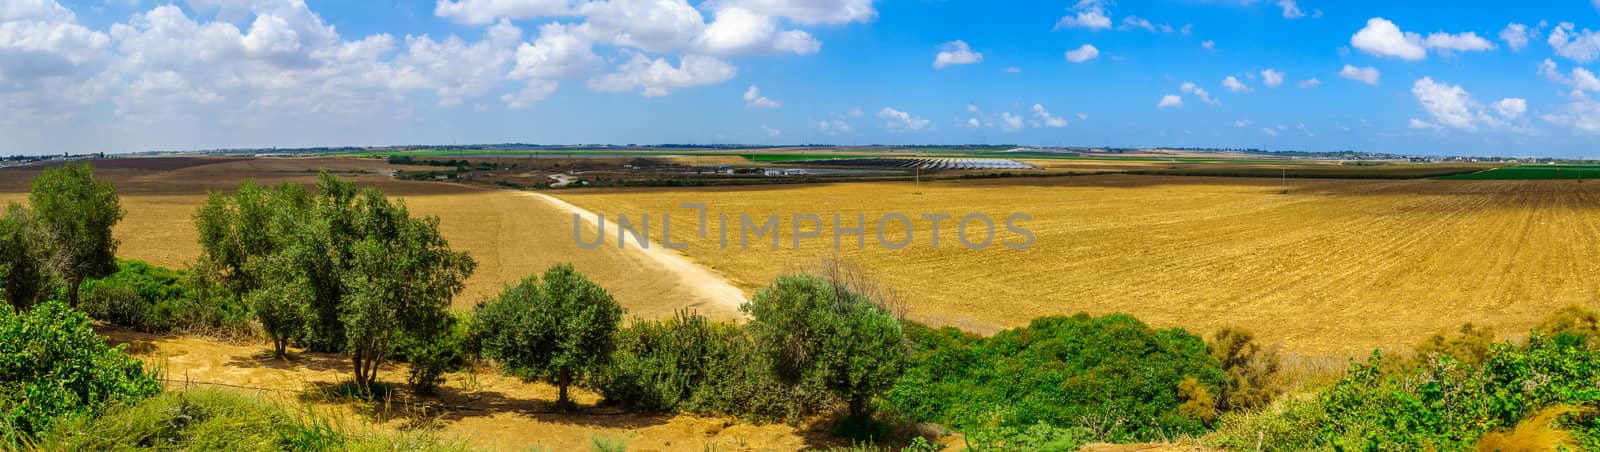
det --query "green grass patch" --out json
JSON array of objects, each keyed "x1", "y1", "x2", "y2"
[{"x1": 1439, "y1": 164, "x2": 1600, "y2": 180}]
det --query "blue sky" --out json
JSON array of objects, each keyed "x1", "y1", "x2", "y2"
[{"x1": 6, "y1": 1, "x2": 1600, "y2": 156}]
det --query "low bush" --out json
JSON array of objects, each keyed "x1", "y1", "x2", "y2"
[
  {"x1": 397, "y1": 312, "x2": 475, "y2": 395},
  {"x1": 595, "y1": 310, "x2": 833, "y2": 422},
  {"x1": 0, "y1": 301, "x2": 161, "y2": 442},
  {"x1": 886, "y1": 313, "x2": 1226, "y2": 443},
  {"x1": 1209, "y1": 334, "x2": 1600, "y2": 450},
  {"x1": 33, "y1": 388, "x2": 470, "y2": 451},
  {"x1": 79, "y1": 259, "x2": 252, "y2": 336}
]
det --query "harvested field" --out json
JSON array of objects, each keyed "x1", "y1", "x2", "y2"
[
  {"x1": 554, "y1": 175, "x2": 1600, "y2": 356},
  {"x1": 0, "y1": 157, "x2": 743, "y2": 320}
]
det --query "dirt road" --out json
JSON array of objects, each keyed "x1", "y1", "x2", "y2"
[{"x1": 521, "y1": 192, "x2": 749, "y2": 319}]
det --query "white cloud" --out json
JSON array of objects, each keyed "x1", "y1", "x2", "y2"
[
  {"x1": 1339, "y1": 64, "x2": 1380, "y2": 85},
  {"x1": 1494, "y1": 98, "x2": 1527, "y2": 119},
  {"x1": 434, "y1": 0, "x2": 573, "y2": 24},
  {"x1": 695, "y1": 6, "x2": 820, "y2": 56},
  {"x1": 1350, "y1": 17, "x2": 1492, "y2": 60},
  {"x1": 1158, "y1": 94, "x2": 1182, "y2": 109},
  {"x1": 587, "y1": 53, "x2": 737, "y2": 97},
  {"x1": 703, "y1": 0, "x2": 876, "y2": 25},
  {"x1": 1543, "y1": 92, "x2": 1600, "y2": 134},
  {"x1": 1003, "y1": 66, "x2": 1022, "y2": 73},
  {"x1": 999, "y1": 112, "x2": 1023, "y2": 132},
  {"x1": 818, "y1": 118, "x2": 853, "y2": 134},
  {"x1": 1276, "y1": 0, "x2": 1310, "y2": 19},
  {"x1": 575, "y1": 0, "x2": 706, "y2": 55},
  {"x1": 1536, "y1": 59, "x2": 1600, "y2": 92},
  {"x1": 1424, "y1": 31, "x2": 1494, "y2": 53},
  {"x1": 1234, "y1": 119, "x2": 1251, "y2": 128},
  {"x1": 1410, "y1": 76, "x2": 1505, "y2": 132},
  {"x1": 1031, "y1": 104, "x2": 1068, "y2": 128},
  {"x1": 964, "y1": 117, "x2": 980, "y2": 128},
  {"x1": 1352, "y1": 18, "x2": 1426, "y2": 60},
  {"x1": 1076, "y1": 113, "x2": 1088, "y2": 120},
  {"x1": 743, "y1": 85, "x2": 780, "y2": 108},
  {"x1": 1055, "y1": 0, "x2": 1111, "y2": 31},
  {"x1": 877, "y1": 107, "x2": 930, "y2": 132},
  {"x1": 1201, "y1": 40, "x2": 1215, "y2": 51},
  {"x1": 847, "y1": 106, "x2": 862, "y2": 117},
  {"x1": 933, "y1": 40, "x2": 982, "y2": 68},
  {"x1": 1065, "y1": 44, "x2": 1099, "y2": 63},
  {"x1": 1118, "y1": 16, "x2": 1172, "y2": 33},
  {"x1": 502, "y1": 79, "x2": 558, "y2": 109},
  {"x1": 1548, "y1": 22, "x2": 1600, "y2": 63},
  {"x1": 509, "y1": 23, "x2": 599, "y2": 80},
  {"x1": 1180, "y1": 81, "x2": 1218, "y2": 105},
  {"x1": 1409, "y1": 118, "x2": 1438, "y2": 130},
  {"x1": 1222, "y1": 75, "x2": 1251, "y2": 93},
  {"x1": 1500, "y1": 22, "x2": 1533, "y2": 51},
  {"x1": 762, "y1": 124, "x2": 780, "y2": 136},
  {"x1": 1297, "y1": 78, "x2": 1321, "y2": 88},
  {"x1": 1260, "y1": 127, "x2": 1279, "y2": 136},
  {"x1": 1261, "y1": 68, "x2": 1284, "y2": 88}
]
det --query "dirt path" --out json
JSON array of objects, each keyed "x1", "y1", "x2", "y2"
[{"x1": 520, "y1": 192, "x2": 749, "y2": 319}]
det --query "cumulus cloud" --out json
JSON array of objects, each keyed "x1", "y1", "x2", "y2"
[
  {"x1": 1351, "y1": 17, "x2": 1493, "y2": 60},
  {"x1": 696, "y1": 6, "x2": 820, "y2": 56},
  {"x1": 703, "y1": 0, "x2": 877, "y2": 25},
  {"x1": 1339, "y1": 65, "x2": 1380, "y2": 85},
  {"x1": 1410, "y1": 76, "x2": 1518, "y2": 132},
  {"x1": 1548, "y1": 22, "x2": 1600, "y2": 63},
  {"x1": 999, "y1": 112, "x2": 1023, "y2": 132},
  {"x1": 587, "y1": 53, "x2": 737, "y2": 97},
  {"x1": 1543, "y1": 92, "x2": 1600, "y2": 134},
  {"x1": 1261, "y1": 68, "x2": 1284, "y2": 88},
  {"x1": 1201, "y1": 40, "x2": 1215, "y2": 51},
  {"x1": 743, "y1": 85, "x2": 780, "y2": 108},
  {"x1": 877, "y1": 107, "x2": 930, "y2": 132},
  {"x1": 933, "y1": 40, "x2": 982, "y2": 68},
  {"x1": 1055, "y1": 0, "x2": 1111, "y2": 31},
  {"x1": 1275, "y1": 0, "x2": 1318, "y2": 19},
  {"x1": 1158, "y1": 94, "x2": 1182, "y2": 109},
  {"x1": 434, "y1": 0, "x2": 573, "y2": 24},
  {"x1": 1031, "y1": 104, "x2": 1068, "y2": 128},
  {"x1": 509, "y1": 23, "x2": 599, "y2": 80},
  {"x1": 1221, "y1": 76, "x2": 1251, "y2": 93},
  {"x1": 1500, "y1": 22, "x2": 1533, "y2": 51},
  {"x1": 1297, "y1": 78, "x2": 1321, "y2": 88},
  {"x1": 1065, "y1": 44, "x2": 1099, "y2": 63},
  {"x1": 818, "y1": 118, "x2": 853, "y2": 134}
]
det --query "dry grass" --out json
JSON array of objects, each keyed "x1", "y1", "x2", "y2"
[{"x1": 555, "y1": 175, "x2": 1600, "y2": 356}]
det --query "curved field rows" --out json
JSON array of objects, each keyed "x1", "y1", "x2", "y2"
[{"x1": 554, "y1": 175, "x2": 1600, "y2": 356}]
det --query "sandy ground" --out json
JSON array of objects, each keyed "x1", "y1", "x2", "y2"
[
  {"x1": 521, "y1": 192, "x2": 748, "y2": 318},
  {"x1": 105, "y1": 327, "x2": 838, "y2": 451}
]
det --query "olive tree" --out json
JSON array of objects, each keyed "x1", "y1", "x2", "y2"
[
  {"x1": 338, "y1": 190, "x2": 474, "y2": 390},
  {"x1": 477, "y1": 264, "x2": 622, "y2": 408},
  {"x1": 29, "y1": 163, "x2": 123, "y2": 306},
  {"x1": 743, "y1": 273, "x2": 908, "y2": 418}
]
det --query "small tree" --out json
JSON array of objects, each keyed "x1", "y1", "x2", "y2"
[
  {"x1": 477, "y1": 264, "x2": 622, "y2": 408},
  {"x1": 28, "y1": 163, "x2": 123, "y2": 306},
  {"x1": 245, "y1": 254, "x2": 310, "y2": 358},
  {"x1": 0, "y1": 204, "x2": 43, "y2": 309},
  {"x1": 338, "y1": 191, "x2": 474, "y2": 391},
  {"x1": 743, "y1": 273, "x2": 908, "y2": 418},
  {"x1": 1208, "y1": 327, "x2": 1281, "y2": 411}
]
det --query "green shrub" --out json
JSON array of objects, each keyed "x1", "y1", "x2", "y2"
[
  {"x1": 0, "y1": 301, "x2": 161, "y2": 441},
  {"x1": 744, "y1": 273, "x2": 908, "y2": 419},
  {"x1": 33, "y1": 388, "x2": 470, "y2": 451},
  {"x1": 1212, "y1": 334, "x2": 1600, "y2": 450},
  {"x1": 477, "y1": 264, "x2": 622, "y2": 408},
  {"x1": 397, "y1": 312, "x2": 474, "y2": 395},
  {"x1": 79, "y1": 259, "x2": 252, "y2": 336},
  {"x1": 886, "y1": 313, "x2": 1225, "y2": 442},
  {"x1": 961, "y1": 422, "x2": 1094, "y2": 452}
]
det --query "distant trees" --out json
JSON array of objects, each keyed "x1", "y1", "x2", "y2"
[
  {"x1": 744, "y1": 273, "x2": 908, "y2": 418},
  {"x1": 195, "y1": 173, "x2": 474, "y2": 390},
  {"x1": 477, "y1": 264, "x2": 623, "y2": 408},
  {"x1": 26, "y1": 163, "x2": 124, "y2": 307}
]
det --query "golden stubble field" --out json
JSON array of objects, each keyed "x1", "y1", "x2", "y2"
[
  {"x1": 0, "y1": 157, "x2": 741, "y2": 320},
  {"x1": 555, "y1": 175, "x2": 1600, "y2": 356}
]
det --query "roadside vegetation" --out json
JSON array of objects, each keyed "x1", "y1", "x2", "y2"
[{"x1": 7, "y1": 162, "x2": 1600, "y2": 450}]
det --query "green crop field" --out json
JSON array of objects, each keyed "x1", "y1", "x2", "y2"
[{"x1": 1439, "y1": 164, "x2": 1600, "y2": 180}]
